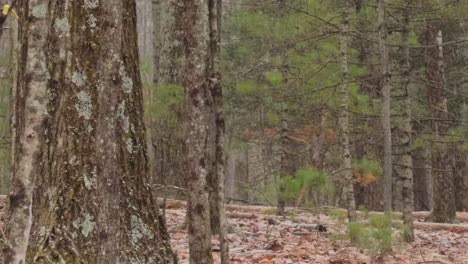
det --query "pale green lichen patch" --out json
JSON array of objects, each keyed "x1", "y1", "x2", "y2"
[
  {"x1": 81, "y1": 213, "x2": 96, "y2": 237},
  {"x1": 74, "y1": 213, "x2": 96, "y2": 238},
  {"x1": 130, "y1": 215, "x2": 154, "y2": 244},
  {"x1": 83, "y1": 0, "x2": 99, "y2": 9},
  {"x1": 75, "y1": 91, "x2": 92, "y2": 120},
  {"x1": 126, "y1": 139, "x2": 134, "y2": 153},
  {"x1": 72, "y1": 213, "x2": 95, "y2": 238},
  {"x1": 31, "y1": 4, "x2": 47, "y2": 18},
  {"x1": 88, "y1": 15, "x2": 97, "y2": 28},
  {"x1": 72, "y1": 72, "x2": 87, "y2": 87},
  {"x1": 54, "y1": 17, "x2": 70, "y2": 34},
  {"x1": 119, "y1": 65, "x2": 133, "y2": 94},
  {"x1": 117, "y1": 101, "x2": 130, "y2": 133},
  {"x1": 39, "y1": 226, "x2": 48, "y2": 237},
  {"x1": 83, "y1": 173, "x2": 95, "y2": 190}
]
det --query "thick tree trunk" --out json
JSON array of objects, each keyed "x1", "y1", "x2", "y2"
[
  {"x1": 339, "y1": 9, "x2": 356, "y2": 222},
  {"x1": 4, "y1": 1, "x2": 176, "y2": 263},
  {"x1": 425, "y1": 24, "x2": 456, "y2": 223},
  {"x1": 378, "y1": 0, "x2": 393, "y2": 213}
]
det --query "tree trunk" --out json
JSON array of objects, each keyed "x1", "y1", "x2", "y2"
[
  {"x1": 137, "y1": 0, "x2": 153, "y2": 60},
  {"x1": 153, "y1": 0, "x2": 183, "y2": 85},
  {"x1": 151, "y1": 0, "x2": 186, "y2": 191},
  {"x1": 396, "y1": 7, "x2": 414, "y2": 241},
  {"x1": 339, "y1": 9, "x2": 356, "y2": 222},
  {"x1": 422, "y1": 147, "x2": 433, "y2": 210},
  {"x1": 378, "y1": 0, "x2": 393, "y2": 213},
  {"x1": 277, "y1": 114, "x2": 288, "y2": 216},
  {"x1": 277, "y1": 55, "x2": 294, "y2": 216},
  {"x1": 3, "y1": 1, "x2": 176, "y2": 263},
  {"x1": 209, "y1": 0, "x2": 229, "y2": 264},
  {"x1": 453, "y1": 151, "x2": 467, "y2": 212},
  {"x1": 425, "y1": 23, "x2": 456, "y2": 223},
  {"x1": 179, "y1": 0, "x2": 215, "y2": 263},
  {"x1": 207, "y1": 0, "x2": 229, "y2": 262}
]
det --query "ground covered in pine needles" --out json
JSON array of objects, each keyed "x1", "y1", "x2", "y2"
[{"x1": 164, "y1": 201, "x2": 468, "y2": 264}]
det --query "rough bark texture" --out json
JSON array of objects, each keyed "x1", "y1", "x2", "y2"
[
  {"x1": 415, "y1": 147, "x2": 433, "y2": 210},
  {"x1": 395, "y1": 8, "x2": 414, "y2": 241},
  {"x1": 4, "y1": 0, "x2": 176, "y2": 263},
  {"x1": 461, "y1": 102, "x2": 468, "y2": 211},
  {"x1": 378, "y1": 0, "x2": 392, "y2": 213},
  {"x1": 207, "y1": 0, "x2": 229, "y2": 262},
  {"x1": 153, "y1": 0, "x2": 183, "y2": 85},
  {"x1": 179, "y1": 0, "x2": 214, "y2": 263},
  {"x1": 277, "y1": 111, "x2": 289, "y2": 216},
  {"x1": 339, "y1": 9, "x2": 356, "y2": 222},
  {"x1": 3, "y1": 1, "x2": 48, "y2": 262},
  {"x1": 151, "y1": 0, "x2": 186, "y2": 191},
  {"x1": 425, "y1": 23, "x2": 456, "y2": 223},
  {"x1": 136, "y1": 0, "x2": 153, "y2": 60},
  {"x1": 453, "y1": 151, "x2": 467, "y2": 212},
  {"x1": 426, "y1": 23, "x2": 456, "y2": 222},
  {"x1": 277, "y1": 56, "x2": 294, "y2": 216}
]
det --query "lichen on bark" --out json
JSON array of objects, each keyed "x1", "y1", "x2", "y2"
[{"x1": 4, "y1": 0, "x2": 176, "y2": 263}]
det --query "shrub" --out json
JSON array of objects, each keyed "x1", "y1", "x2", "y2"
[{"x1": 332, "y1": 213, "x2": 408, "y2": 256}]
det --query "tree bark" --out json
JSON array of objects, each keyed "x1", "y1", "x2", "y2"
[
  {"x1": 3, "y1": 1, "x2": 176, "y2": 263},
  {"x1": 179, "y1": 0, "x2": 215, "y2": 263},
  {"x1": 277, "y1": 55, "x2": 294, "y2": 216},
  {"x1": 137, "y1": 0, "x2": 153, "y2": 60},
  {"x1": 452, "y1": 152, "x2": 467, "y2": 211},
  {"x1": 3, "y1": 1, "x2": 49, "y2": 261},
  {"x1": 152, "y1": 0, "x2": 183, "y2": 85},
  {"x1": 396, "y1": 7, "x2": 414, "y2": 241},
  {"x1": 339, "y1": 9, "x2": 356, "y2": 222},
  {"x1": 151, "y1": 0, "x2": 186, "y2": 192},
  {"x1": 378, "y1": 0, "x2": 393, "y2": 213},
  {"x1": 207, "y1": 0, "x2": 230, "y2": 262},
  {"x1": 425, "y1": 23, "x2": 456, "y2": 223}
]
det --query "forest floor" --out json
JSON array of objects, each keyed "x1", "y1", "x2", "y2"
[
  {"x1": 164, "y1": 200, "x2": 468, "y2": 264},
  {"x1": 1, "y1": 196, "x2": 467, "y2": 263}
]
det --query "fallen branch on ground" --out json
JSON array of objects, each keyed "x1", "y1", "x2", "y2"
[{"x1": 159, "y1": 198, "x2": 468, "y2": 231}]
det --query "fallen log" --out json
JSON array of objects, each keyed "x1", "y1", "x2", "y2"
[
  {"x1": 412, "y1": 211, "x2": 468, "y2": 222},
  {"x1": 413, "y1": 222, "x2": 468, "y2": 232},
  {"x1": 159, "y1": 198, "x2": 468, "y2": 231},
  {"x1": 332, "y1": 208, "x2": 468, "y2": 223},
  {"x1": 158, "y1": 198, "x2": 293, "y2": 214},
  {"x1": 226, "y1": 211, "x2": 330, "y2": 232}
]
